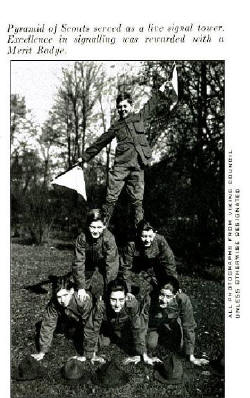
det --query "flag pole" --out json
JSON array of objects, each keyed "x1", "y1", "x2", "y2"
[{"x1": 52, "y1": 160, "x2": 82, "y2": 181}]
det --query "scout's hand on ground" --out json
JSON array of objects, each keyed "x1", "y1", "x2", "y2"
[
  {"x1": 70, "y1": 355, "x2": 86, "y2": 362},
  {"x1": 190, "y1": 354, "x2": 209, "y2": 366},
  {"x1": 143, "y1": 353, "x2": 162, "y2": 366},
  {"x1": 123, "y1": 356, "x2": 141, "y2": 365},
  {"x1": 91, "y1": 352, "x2": 106, "y2": 365},
  {"x1": 31, "y1": 352, "x2": 45, "y2": 361},
  {"x1": 77, "y1": 288, "x2": 89, "y2": 302}
]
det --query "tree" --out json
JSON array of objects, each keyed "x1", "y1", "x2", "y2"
[
  {"x1": 50, "y1": 61, "x2": 106, "y2": 168},
  {"x1": 141, "y1": 61, "x2": 224, "y2": 264},
  {"x1": 10, "y1": 95, "x2": 59, "y2": 243}
]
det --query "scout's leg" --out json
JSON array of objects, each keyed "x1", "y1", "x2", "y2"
[
  {"x1": 71, "y1": 321, "x2": 84, "y2": 356},
  {"x1": 103, "y1": 167, "x2": 129, "y2": 226},
  {"x1": 159, "y1": 318, "x2": 183, "y2": 353},
  {"x1": 126, "y1": 169, "x2": 144, "y2": 230},
  {"x1": 98, "y1": 321, "x2": 112, "y2": 348}
]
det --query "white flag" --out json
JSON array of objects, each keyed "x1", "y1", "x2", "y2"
[
  {"x1": 51, "y1": 166, "x2": 87, "y2": 201},
  {"x1": 159, "y1": 64, "x2": 178, "y2": 110},
  {"x1": 171, "y1": 64, "x2": 178, "y2": 98}
]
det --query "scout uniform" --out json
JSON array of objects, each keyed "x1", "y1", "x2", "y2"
[
  {"x1": 39, "y1": 292, "x2": 92, "y2": 354},
  {"x1": 121, "y1": 233, "x2": 177, "y2": 297},
  {"x1": 82, "y1": 90, "x2": 176, "y2": 228},
  {"x1": 72, "y1": 228, "x2": 119, "y2": 298},
  {"x1": 145, "y1": 292, "x2": 197, "y2": 357},
  {"x1": 84, "y1": 296, "x2": 147, "y2": 359}
]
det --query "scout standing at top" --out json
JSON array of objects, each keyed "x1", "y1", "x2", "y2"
[{"x1": 79, "y1": 69, "x2": 178, "y2": 229}]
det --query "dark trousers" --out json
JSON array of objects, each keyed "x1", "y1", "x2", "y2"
[
  {"x1": 103, "y1": 166, "x2": 144, "y2": 228},
  {"x1": 55, "y1": 316, "x2": 84, "y2": 355},
  {"x1": 147, "y1": 318, "x2": 183, "y2": 354},
  {"x1": 98, "y1": 321, "x2": 135, "y2": 355}
]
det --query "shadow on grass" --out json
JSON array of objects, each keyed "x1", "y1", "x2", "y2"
[
  {"x1": 54, "y1": 242, "x2": 74, "y2": 251},
  {"x1": 11, "y1": 237, "x2": 36, "y2": 246},
  {"x1": 23, "y1": 275, "x2": 59, "y2": 295}
]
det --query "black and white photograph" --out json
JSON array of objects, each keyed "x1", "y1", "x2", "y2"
[{"x1": 10, "y1": 60, "x2": 225, "y2": 397}]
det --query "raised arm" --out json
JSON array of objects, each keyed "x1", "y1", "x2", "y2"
[{"x1": 139, "y1": 76, "x2": 178, "y2": 122}]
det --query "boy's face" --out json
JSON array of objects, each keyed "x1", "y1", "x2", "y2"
[
  {"x1": 117, "y1": 99, "x2": 132, "y2": 119},
  {"x1": 57, "y1": 288, "x2": 74, "y2": 308},
  {"x1": 140, "y1": 229, "x2": 156, "y2": 248},
  {"x1": 89, "y1": 220, "x2": 106, "y2": 239},
  {"x1": 110, "y1": 291, "x2": 126, "y2": 313},
  {"x1": 158, "y1": 288, "x2": 176, "y2": 309}
]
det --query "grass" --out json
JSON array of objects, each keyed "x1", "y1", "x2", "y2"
[{"x1": 11, "y1": 242, "x2": 224, "y2": 398}]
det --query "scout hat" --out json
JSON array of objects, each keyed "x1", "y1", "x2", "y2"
[
  {"x1": 154, "y1": 354, "x2": 186, "y2": 385},
  {"x1": 61, "y1": 358, "x2": 91, "y2": 385},
  {"x1": 93, "y1": 361, "x2": 129, "y2": 388},
  {"x1": 13, "y1": 355, "x2": 46, "y2": 381}
]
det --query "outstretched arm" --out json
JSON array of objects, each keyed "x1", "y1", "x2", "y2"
[{"x1": 82, "y1": 126, "x2": 116, "y2": 163}]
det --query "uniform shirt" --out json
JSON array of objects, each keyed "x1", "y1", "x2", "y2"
[
  {"x1": 84, "y1": 297, "x2": 147, "y2": 359},
  {"x1": 121, "y1": 233, "x2": 177, "y2": 286},
  {"x1": 82, "y1": 91, "x2": 175, "y2": 169},
  {"x1": 39, "y1": 292, "x2": 92, "y2": 353},
  {"x1": 146, "y1": 292, "x2": 197, "y2": 355},
  {"x1": 72, "y1": 229, "x2": 119, "y2": 290}
]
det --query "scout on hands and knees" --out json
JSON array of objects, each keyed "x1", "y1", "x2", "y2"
[
  {"x1": 120, "y1": 220, "x2": 177, "y2": 298},
  {"x1": 31, "y1": 274, "x2": 92, "y2": 362},
  {"x1": 77, "y1": 77, "x2": 177, "y2": 230},
  {"x1": 72, "y1": 209, "x2": 119, "y2": 302},
  {"x1": 83, "y1": 278, "x2": 157, "y2": 365},
  {"x1": 142, "y1": 276, "x2": 209, "y2": 366}
]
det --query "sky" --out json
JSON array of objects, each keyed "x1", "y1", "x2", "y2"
[
  {"x1": 11, "y1": 61, "x2": 74, "y2": 125},
  {"x1": 11, "y1": 61, "x2": 143, "y2": 126}
]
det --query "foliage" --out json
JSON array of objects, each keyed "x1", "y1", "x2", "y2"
[
  {"x1": 11, "y1": 61, "x2": 224, "y2": 260},
  {"x1": 140, "y1": 61, "x2": 224, "y2": 265}
]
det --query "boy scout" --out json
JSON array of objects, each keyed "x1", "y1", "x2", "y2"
[
  {"x1": 121, "y1": 220, "x2": 177, "y2": 298},
  {"x1": 31, "y1": 275, "x2": 92, "y2": 361},
  {"x1": 72, "y1": 208, "x2": 119, "y2": 302},
  {"x1": 144, "y1": 276, "x2": 209, "y2": 366},
  {"x1": 79, "y1": 79, "x2": 177, "y2": 228},
  {"x1": 82, "y1": 278, "x2": 159, "y2": 365}
]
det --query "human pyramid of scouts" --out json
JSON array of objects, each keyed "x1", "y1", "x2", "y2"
[{"x1": 16, "y1": 74, "x2": 211, "y2": 386}]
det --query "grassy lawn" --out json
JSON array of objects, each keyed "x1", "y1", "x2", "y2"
[{"x1": 11, "y1": 242, "x2": 224, "y2": 398}]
